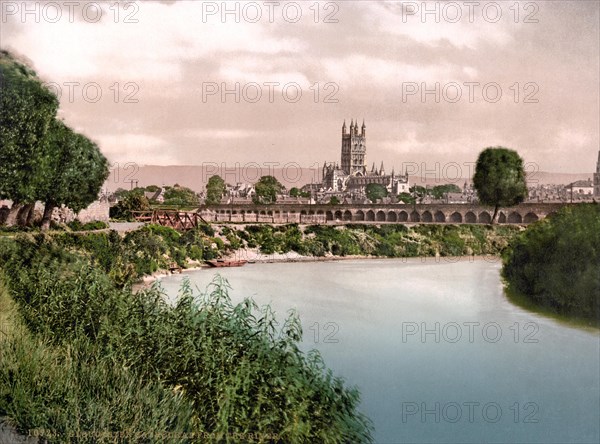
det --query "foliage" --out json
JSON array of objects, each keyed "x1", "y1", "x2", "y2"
[
  {"x1": 67, "y1": 220, "x2": 109, "y2": 231},
  {"x1": 397, "y1": 192, "x2": 415, "y2": 204},
  {"x1": 502, "y1": 204, "x2": 600, "y2": 323},
  {"x1": 253, "y1": 176, "x2": 283, "y2": 205},
  {"x1": 329, "y1": 196, "x2": 341, "y2": 205},
  {"x1": 431, "y1": 184, "x2": 461, "y2": 199},
  {"x1": 0, "y1": 236, "x2": 374, "y2": 443},
  {"x1": 365, "y1": 183, "x2": 388, "y2": 203},
  {"x1": 110, "y1": 191, "x2": 150, "y2": 221},
  {"x1": 205, "y1": 175, "x2": 226, "y2": 205},
  {"x1": 473, "y1": 147, "x2": 527, "y2": 222},
  {"x1": 163, "y1": 185, "x2": 199, "y2": 207},
  {"x1": 0, "y1": 50, "x2": 59, "y2": 204},
  {"x1": 290, "y1": 187, "x2": 311, "y2": 198},
  {"x1": 38, "y1": 120, "x2": 109, "y2": 229}
]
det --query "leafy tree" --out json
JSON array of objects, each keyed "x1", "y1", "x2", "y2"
[
  {"x1": 473, "y1": 147, "x2": 527, "y2": 223},
  {"x1": 145, "y1": 185, "x2": 160, "y2": 193},
  {"x1": 289, "y1": 187, "x2": 300, "y2": 197},
  {"x1": 163, "y1": 185, "x2": 198, "y2": 207},
  {"x1": 205, "y1": 175, "x2": 226, "y2": 205},
  {"x1": 253, "y1": 176, "x2": 283, "y2": 205},
  {"x1": 366, "y1": 183, "x2": 388, "y2": 203},
  {"x1": 0, "y1": 50, "x2": 59, "y2": 225},
  {"x1": 38, "y1": 120, "x2": 109, "y2": 230},
  {"x1": 329, "y1": 196, "x2": 340, "y2": 205},
  {"x1": 110, "y1": 192, "x2": 150, "y2": 220},
  {"x1": 431, "y1": 184, "x2": 461, "y2": 200},
  {"x1": 397, "y1": 192, "x2": 416, "y2": 204}
]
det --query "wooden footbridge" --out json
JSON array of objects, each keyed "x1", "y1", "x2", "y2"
[{"x1": 132, "y1": 210, "x2": 207, "y2": 231}]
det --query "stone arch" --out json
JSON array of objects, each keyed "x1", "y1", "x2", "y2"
[
  {"x1": 334, "y1": 210, "x2": 343, "y2": 221},
  {"x1": 308, "y1": 210, "x2": 315, "y2": 215},
  {"x1": 317, "y1": 210, "x2": 324, "y2": 216},
  {"x1": 260, "y1": 210, "x2": 267, "y2": 215},
  {"x1": 478, "y1": 211, "x2": 492, "y2": 224},
  {"x1": 343, "y1": 210, "x2": 353, "y2": 221},
  {"x1": 376, "y1": 210, "x2": 386, "y2": 222},
  {"x1": 421, "y1": 211, "x2": 433, "y2": 222},
  {"x1": 398, "y1": 211, "x2": 409, "y2": 222},
  {"x1": 387, "y1": 211, "x2": 398, "y2": 222},
  {"x1": 326, "y1": 211, "x2": 334, "y2": 221},
  {"x1": 465, "y1": 211, "x2": 476, "y2": 223},
  {"x1": 434, "y1": 211, "x2": 446, "y2": 222},
  {"x1": 449, "y1": 212, "x2": 462, "y2": 223},
  {"x1": 410, "y1": 211, "x2": 420, "y2": 222},
  {"x1": 524, "y1": 212, "x2": 539, "y2": 223},
  {"x1": 508, "y1": 212, "x2": 522, "y2": 223},
  {"x1": 498, "y1": 212, "x2": 506, "y2": 224},
  {"x1": 355, "y1": 210, "x2": 365, "y2": 221},
  {"x1": 300, "y1": 210, "x2": 307, "y2": 215},
  {"x1": 366, "y1": 210, "x2": 375, "y2": 221}
]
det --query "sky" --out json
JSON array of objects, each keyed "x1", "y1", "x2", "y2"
[{"x1": 1, "y1": 0, "x2": 599, "y2": 179}]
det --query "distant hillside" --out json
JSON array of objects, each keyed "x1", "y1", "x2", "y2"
[{"x1": 104, "y1": 165, "x2": 592, "y2": 192}]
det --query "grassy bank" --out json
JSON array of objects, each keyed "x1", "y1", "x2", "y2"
[{"x1": 0, "y1": 233, "x2": 374, "y2": 443}]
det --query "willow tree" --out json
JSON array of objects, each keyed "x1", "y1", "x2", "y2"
[
  {"x1": 38, "y1": 120, "x2": 109, "y2": 230},
  {"x1": 473, "y1": 147, "x2": 528, "y2": 224},
  {"x1": 0, "y1": 50, "x2": 59, "y2": 225}
]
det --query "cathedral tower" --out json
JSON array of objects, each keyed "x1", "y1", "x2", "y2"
[{"x1": 341, "y1": 119, "x2": 367, "y2": 176}]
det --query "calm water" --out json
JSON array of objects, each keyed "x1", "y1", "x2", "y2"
[{"x1": 158, "y1": 259, "x2": 600, "y2": 444}]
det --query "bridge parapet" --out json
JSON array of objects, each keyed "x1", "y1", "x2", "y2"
[{"x1": 199, "y1": 202, "x2": 568, "y2": 225}]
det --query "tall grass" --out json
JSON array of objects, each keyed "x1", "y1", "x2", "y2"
[{"x1": 0, "y1": 235, "x2": 373, "y2": 443}]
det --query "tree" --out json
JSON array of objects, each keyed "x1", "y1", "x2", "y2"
[
  {"x1": 205, "y1": 175, "x2": 226, "y2": 205},
  {"x1": 329, "y1": 196, "x2": 340, "y2": 205},
  {"x1": 289, "y1": 187, "x2": 300, "y2": 197},
  {"x1": 431, "y1": 184, "x2": 461, "y2": 200},
  {"x1": 0, "y1": 50, "x2": 59, "y2": 225},
  {"x1": 38, "y1": 120, "x2": 109, "y2": 229},
  {"x1": 110, "y1": 191, "x2": 150, "y2": 220},
  {"x1": 397, "y1": 192, "x2": 415, "y2": 204},
  {"x1": 365, "y1": 183, "x2": 388, "y2": 203},
  {"x1": 163, "y1": 185, "x2": 198, "y2": 207},
  {"x1": 253, "y1": 176, "x2": 283, "y2": 205},
  {"x1": 473, "y1": 147, "x2": 527, "y2": 223}
]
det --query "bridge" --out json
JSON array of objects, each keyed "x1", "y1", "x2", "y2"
[{"x1": 198, "y1": 202, "x2": 569, "y2": 225}]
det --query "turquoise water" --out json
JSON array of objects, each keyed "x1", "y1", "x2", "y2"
[{"x1": 158, "y1": 258, "x2": 600, "y2": 444}]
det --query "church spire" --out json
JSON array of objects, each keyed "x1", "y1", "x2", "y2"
[{"x1": 380, "y1": 161, "x2": 385, "y2": 176}]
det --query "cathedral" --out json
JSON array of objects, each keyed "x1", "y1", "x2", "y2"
[{"x1": 318, "y1": 120, "x2": 409, "y2": 196}]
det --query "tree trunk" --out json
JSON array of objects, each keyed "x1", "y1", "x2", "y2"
[
  {"x1": 41, "y1": 202, "x2": 55, "y2": 231},
  {"x1": 17, "y1": 203, "x2": 34, "y2": 227},
  {"x1": 5, "y1": 202, "x2": 23, "y2": 226},
  {"x1": 491, "y1": 205, "x2": 499, "y2": 225}
]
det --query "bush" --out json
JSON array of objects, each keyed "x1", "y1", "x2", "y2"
[{"x1": 503, "y1": 204, "x2": 600, "y2": 323}]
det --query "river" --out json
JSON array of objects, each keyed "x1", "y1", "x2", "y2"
[{"x1": 157, "y1": 258, "x2": 600, "y2": 444}]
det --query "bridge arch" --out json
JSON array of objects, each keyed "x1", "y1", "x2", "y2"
[
  {"x1": 366, "y1": 210, "x2": 375, "y2": 221},
  {"x1": 376, "y1": 210, "x2": 386, "y2": 222},
  {"x1": 449, "y1": 212, "x2": 462, "y2": 223},
  {"x1": 355, "y1": 210, "x2": 365, "y2": 221},
  {"x1": 326, "y1": 211, "x2": 334, "y2": 221},
  {"x1": 498, "y1": 212, "x2": 506, "y2": 224},
  {"x1": 343, "y1": 210, "x2": 352, "y2": 221},
  {"x1": 410, "y1": 211, "x2": 420, "y2": 222},
  {"x1": 387, "y1": 211, "x2": 398, "y2": 222},
  {"x1": 421, "y1": 211, "x2": 433, "y2": 222},
  {"x1": 478, "y1": 211, "x2": 492, "y2": 224},
  {"x1": 507, "y1": 212, "x2": 522, "y2": 223},
  {"x1": 524, "y1": 212, "x2": 539, "y2": 223},
  {"x1": 334, "y1": 210, "x2": 343, "y2": 221},
  {"x1": 434, "y1": 211, "x2": 446, "y2": 222},
  {"x1": 398, "y1": 211, "x2": 408, "y2": 222},
  {"x1": 465, "y1": 211, "x2": 476, "y2": 223}
]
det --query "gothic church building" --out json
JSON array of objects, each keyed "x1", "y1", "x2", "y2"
[{"x1": 319, "y1": 120, "x2": 409, "y2": 196}]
